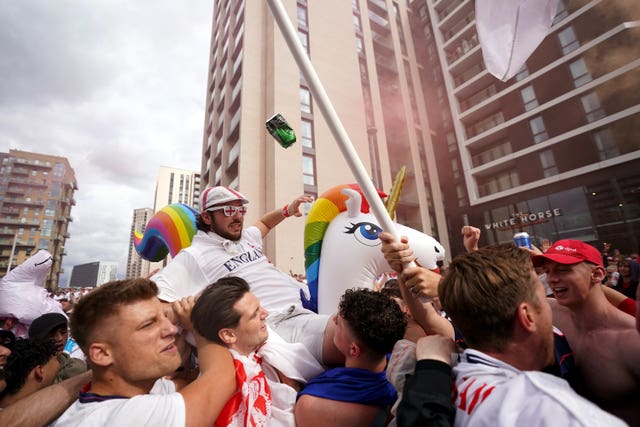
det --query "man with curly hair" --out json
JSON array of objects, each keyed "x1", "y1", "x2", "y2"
[
  {"x1": 0, "y1": 338, "x2": 60, "y2": 408},
  {"x1": 295, "y1": 288, "x2": 406, "y2": 427}
]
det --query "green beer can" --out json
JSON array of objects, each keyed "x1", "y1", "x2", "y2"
[{"x1": 266, "y1": 113, "x2": 296, "y2": 148}]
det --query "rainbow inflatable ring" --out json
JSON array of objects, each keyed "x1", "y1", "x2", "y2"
[
  {"x1": 133, "y1": 203, "x2": 199, "y2": 262},
  {"x1": 303, "y1": 184, "x2": 386, "y2": 311}
]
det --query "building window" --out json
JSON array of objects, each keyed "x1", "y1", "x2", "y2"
[
  {"x1": 593, "y1": 128, "x2": 619, "y2": 160},
  {"x1": 353, "y1": 14, "x2": 361, "y2": 32},
  {"x1": 451, "y1": 158, "x2": 460, "y2": 179},
  {"x1": 529, "y1": 116, "x2": 549, "y2": 143},
  {"x1": 539, "y1": 149, "x2": 558, "y2": 177},
  {"x1": 298, "y1": 30, "x2": 309, "y2": 53},
  {"x1": 581, "y1": 92, "x2": 605, "y2": 123},
  {"x1": 446, "y1": 132, "x2": 457, "y2": 152},
  {"x1": 515, "y1": 65, "x2": 529, "y2": 82},
  {"x1": 478, "y1": 170, "x2": 520, "y2": 197},
  {"x1": 40, "y1": 219, "x2": 53, "y2": 237},
  {"x1": 423, "y1": 25, "x2": 432, "y2": 40},
  {"x1": 297, "y1": 4, "x2": 308, "y2": 28},
  {"x1": 520, "y1": 85, "x2": 539, "y2": 111},
  {"x1": 456, "y1": 184, "x2": 467, "y2": 207},
  {"x1": 355, "y1": 35, "x2": 364, "y2": 54},
  {"x1": 302, "y1": 154, "x2": 316, "y2": 185},
  {"x1": 419, "y1": 5, "x2": 428, "y2": 20},
  {"x1": 53, "y1": 163, "x2": 65, "y2": 177},
  {"x1": 553, "y1": 0, "x2": 568, "y2": 24},
  {"x1": 468, "y1": 111, "x2": 504, "y2": 137},
  {"x1": 301, "y1": 119, "x2": 314, "y2": 148},
  {"x1": 300, "y1": 87, "x2": 312, "y2": 114},
  {"x1": 558, "y1": 26, "x2": 579, "y2": 54},
  {"x1": 569, "y1": 58, "x2": 592, "y2": 87}
]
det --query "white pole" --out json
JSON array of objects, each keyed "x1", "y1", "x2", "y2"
[{"x1": 265, "y1": 0, "x2": 398, "y2": 238}]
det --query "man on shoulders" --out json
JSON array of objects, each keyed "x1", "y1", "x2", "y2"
[
  {"x1": 51, "y1": 278, "x2": 235, "y2": 427},
  {"x1": 532, "y1": 240, "x2": 640, "y2": 425},
  {"x1": 153, "y1": 186, "x2": 342, "y2": 365}
]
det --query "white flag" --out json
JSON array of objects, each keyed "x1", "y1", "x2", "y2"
[{"x1": 476, "y1": 0, "x2": 560, "y2": 81}]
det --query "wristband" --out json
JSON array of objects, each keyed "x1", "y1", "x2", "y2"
[{"x1": 282, "y1": 204, "x2": 291, "y2": 218}]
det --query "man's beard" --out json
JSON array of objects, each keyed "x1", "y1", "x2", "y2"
[{"x1": 209, "y1": 220, "x2": 243, "y2": 241}]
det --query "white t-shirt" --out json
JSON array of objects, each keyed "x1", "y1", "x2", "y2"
[
  {"x1": 51, "y1": 379, "x2": 185, "y2": 427},
  {"x1": 153, "y1": 227, "x2": 303, "y2": 315},
  {"x1": 452, "y1": 349, "x2": 626, "y2": 427}
]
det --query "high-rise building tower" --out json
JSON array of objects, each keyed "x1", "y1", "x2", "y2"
[
  {"x1": 126, "y1": 167, "x2": 201, "y2": 279},
  {"x1": 412, "y1": 0, "x2": 640, "y2": 253},
  {"x1": 0, "y1": 149, "x2": 77, "y2": 289},
  {"x1": 125, "y1": 207, "x2": 154, "y2": 279},
  {"x1": 153, "y1": 166, "x2": 201, "y2": 212},
  {"x1": 201, "y1": 0, "x2": 450, "y2": 273},
  {"x1": 68, "y1": 261, "x2": 118, "y2": 288}
]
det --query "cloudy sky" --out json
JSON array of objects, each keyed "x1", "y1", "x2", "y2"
[{"x1": 0, "y1": 1, "x2": 213, "y2": 285}]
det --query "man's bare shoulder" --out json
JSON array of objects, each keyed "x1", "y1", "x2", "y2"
[
  {"x1": 613, "y1": 324, "x2": 640, "y2": 374},
  {"x1": 547, "y1": 298, "x2": 572, "y2": 330}
]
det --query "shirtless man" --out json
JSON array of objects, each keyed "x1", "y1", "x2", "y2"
[{"x1": 532, "y1": 240, "x2": 640, "y2": 425}]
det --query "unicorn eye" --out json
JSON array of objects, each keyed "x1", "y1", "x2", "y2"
[{"x1": 344, "y1": 222, "x2": 382, "y2": 247}]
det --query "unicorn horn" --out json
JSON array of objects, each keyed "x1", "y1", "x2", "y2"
[{"x1": 386, "y1": 166, "x2": 407, "y2": 221}]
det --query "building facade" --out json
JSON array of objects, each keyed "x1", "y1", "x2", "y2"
[
  {"x1": 153, "y1": 166, "x2": 201, "y2": 212},
  {"x1": 126, "y1": 167, "x2": 202, "y2": 278},
  {"x1": 0, "y1": 149, "x2": 77, "y2": 290},
  {"x1": 413, "y1": 0, "x2": 640, "y2": 254},
  {"x1": 201, "y1": 0, "x2": 450, "y2": 272},
  {"x1": 125, "y1": 207, "x2": 154, "y2": 279},
  {"x1": 68, "y1": 261, "x2": 118, "y2": 288}
]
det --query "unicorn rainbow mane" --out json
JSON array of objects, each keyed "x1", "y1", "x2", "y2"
[{"x1": 303, "y1": 184, "x2": 386, "y2": 312}]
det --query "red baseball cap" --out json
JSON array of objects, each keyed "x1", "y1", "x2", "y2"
[{"x1": 532, "y1": 239, "x2": 603, "y2": 267}]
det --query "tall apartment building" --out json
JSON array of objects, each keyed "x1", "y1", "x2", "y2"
[
  {"x1": 201, "y1": 0, "x2": 450, "y2": 272},
  {"x1": 125, "y1": 207, "x2": 154, "y2": 279},
  {"x1": 0, "y1": 149, "x2": 77, "y2": 289},
  {"x1": 153, "y1": 166, "x2": 201, "y2": 212},
  {"x1": 68, "y1": 261, "x2": 118, "y2": 288},
  {"x1": 412, "y1": 0, "x2": 640, "y2": 253},
  {"x1": 125, "y1": 167, "x2": 202, "y2": 278}
]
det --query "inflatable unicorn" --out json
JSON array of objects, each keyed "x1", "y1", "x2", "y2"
[
  {"x1": 134, "y1": 203, "x2": 199, "y2": 262},
  {"x1": 304, "y1": 184, "x2": 445, "y2": 314},
  {"x1": 0, "y1": 250, "x2": 65, "y2": 337}
]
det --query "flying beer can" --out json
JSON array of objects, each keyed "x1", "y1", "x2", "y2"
[
  {"x1": 513, "y1": 232, "x2": 532, "y2": 249},
  {"x1": 265, "y1": 113, "x2": 296, "y2": 148}
]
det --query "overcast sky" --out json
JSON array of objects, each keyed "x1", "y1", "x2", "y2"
[{"x1": 0, "y1": 1, "x2": 213, "y2": 285}]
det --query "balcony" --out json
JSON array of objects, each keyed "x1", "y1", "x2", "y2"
[
  {"x1": 5, "y1": 187, "x2": 23, "y2": 196},
  {"x1": 0, "y1": 207, "x2": 20, "y2": 215},
  {"x1": 2, "y1": 197, "x2": 45, "y2": 207},
  {"x1": 438, "y1": 0, "x2": 473, "y2": 32},
  {"x1": 445, "y1": 33, "x2": 479, "y2": 65},
  {"x1": 0, "y1": 228, "x2": 14, "y2": 236},
  {"x1": 227, "y1": 141, "x2": 240, "y2": 168},
  {"x1": 0, "y1": 217, "x2": 40, "y2": 226},
  {"x1": 11, "y1": 167, "x2": 29, "y2": 175},
  {"x1": 442, "y1": 10, "x2": 474, "y2": 43},
  {"x1": 13, "y1": 158, "x2": 52, "y2": 169},
  {"x1": 9, "y1": 177, "x2": 48, "y2": 188}
]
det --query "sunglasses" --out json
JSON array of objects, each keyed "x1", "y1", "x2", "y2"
[{"x1": 208, "y1": 205, "x2": 247, "y2": 217}]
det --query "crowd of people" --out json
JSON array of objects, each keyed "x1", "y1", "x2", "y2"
[{"x1": 0, "y1": 185, "x2": 638, "y2": 426}]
